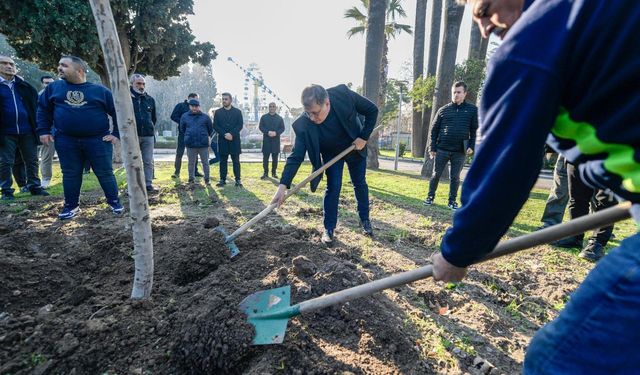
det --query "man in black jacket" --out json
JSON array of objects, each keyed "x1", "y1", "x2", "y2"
[
  {"x1": 0, "y1": 55, "x2": 48, "y2": 199},
  {"x1": 271, "y1": 84, "x2": 378, "y2": 244},
  {"x1": 130, "y1": 74, "x2": 157, "y2": 193},
  {"x1": 259, "y1": 102, "x2": 285, "y2": 179},
  {"x1": 213, "y1": 92, "x2": 243, "y2": 187},
  {"x1": 170, "y1": 93, "x2": 201, "y2": 178},
  {"x1": 424, "y1": 81, "x2": 478, "y2": 210}
]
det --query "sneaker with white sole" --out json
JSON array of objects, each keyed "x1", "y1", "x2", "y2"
[
  {"x1": 58, "y1": 206, "x2": 80, "y2": 220},
  {"x1": 109, "y1": 201, "x2": 124, "y2": 215},
  {"x1": 448, "y1": 201, "x2": 459, "y2": 210}
]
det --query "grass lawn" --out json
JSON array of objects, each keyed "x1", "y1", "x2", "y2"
[{"x1": 379, "y1": 149, "x2": 423, "y2": 161}]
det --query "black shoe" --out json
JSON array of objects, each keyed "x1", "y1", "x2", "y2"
[
  {"x1": 171, "y1": 173, "x2": 179, "y2": 179},
  {"x1": 423, "y1": 196, "x2": 434, "y2": 206},
  {"x1": 260, "y1": 174, "x2": 268, "y2": 180},
  {"x1": 208, "y1": 158, "x2": 219, "y2": 165},
  {"x1": 235, "y1": 180, "x2": 243, "y2": 188},
  {"x1": 321, "y1": 229, "x2": 334, "y2": 245},
  {"x1": 579, "y1": 240, "x2": 605, "y2": 262},
  {"x1": 30, "y1": 187, "x2": 50, "y2": 196},
  {"x1": 360, "y1": 219, "x2": 373, "y2": 236},
  {"x1": 552, "y1": 236, "x2": 583, "y2": 249},
  {"x1": 448, "y1": 201, "x2": 459, "y2": 210},
  {"x1": 536, "y1": 223, "x2": 554, "y2": 231},
  {"x1": 216, "y1": 180, "x2": 226, "y2": 187},
  {"x1": 195, "y1": 171, "x2": 204, "y2": 178},
  {"x1": 188, "y1": 179, "x2": 195, "y2": 184},
  {"x1": 272, "y1": 172, "x2": 278, "y2": 179},
  {"x1": 204, "y1": 179, "x2": 211, "y2": 186},
  {"x1": 1, "y1": 192, "x2": 15, "y2": 201},
  {"x1": 146, "y1": 185, "x2": 159, "y2": 194}
]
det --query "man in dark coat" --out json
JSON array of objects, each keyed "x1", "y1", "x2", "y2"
[
  {"x1": 271, "y1": 84, "x2": 378, "y2": 244},
  {"x1": 212, "y1": 92, "x2": 243, "y2": 187},
  {"x1": 259, "y1": 102, "x2": 285, "y2": 179},
  {"x1": 130, "y1": 73, "x2": 157, "y2": 193},
  {"x1": 0, "y1": 55, "x2": 48, "y2": 199},
  {"x1": 424, "y1": 81, "x2": 478, "y2": 210},
  {"x1": 170, "y1": 93, "x2": 201, "y2": 178}
]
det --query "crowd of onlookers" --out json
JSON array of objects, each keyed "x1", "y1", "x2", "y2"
[{"x1": 0, "y1": 54, "x2": 286, "y2": 220}]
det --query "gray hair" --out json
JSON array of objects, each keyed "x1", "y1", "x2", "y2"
[
  {"x1": 130, "y1": 73, "x2": 146, "y2": 84},
  {"x1": 60, "y1": 55, "x2": 88, "y2": 73},
  {"x1": 301, "y1": 84, "x2": 328, "y2": 109}
]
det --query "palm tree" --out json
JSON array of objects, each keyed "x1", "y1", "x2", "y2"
[
  {"x1": 411, "y1": 0, "x2": 427, "y2": 157},
  {"x1": 421, "y1": 0, "x2": 465, "y2": 177},
  {"x1": 345, "y1": 0, "x2": 412, "y2": 168}
]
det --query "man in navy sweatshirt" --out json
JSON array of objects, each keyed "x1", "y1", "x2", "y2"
[
  {"x1": 431, "y1": 0, "x2": 639, "y2": 372},
  {"x1": 37, "y1": 55, "x2": 123, "y2": 220},
  {"x1": 0, "y1": 55, "x2": 48, "y2": 199}
]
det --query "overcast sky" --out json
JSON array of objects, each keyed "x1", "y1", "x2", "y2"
[{"x1": 189, "y1": 0, "x2": 473, "y2": 108}]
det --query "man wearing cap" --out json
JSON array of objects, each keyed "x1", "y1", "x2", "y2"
[
  {"x1": 180, "y1": 98, "x2": 213, "y2": 184},
  {"x1": 170, "y1": 93, "x2": 202, "y2": 179}
]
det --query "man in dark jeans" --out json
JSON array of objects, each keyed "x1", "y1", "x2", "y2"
[
  {"x1": 170, "y1": 93, "x2": 202, "y2": 179},
  {"x1": 271, "y1": 84, "x2": 378, "y2": 244},
  {"x1": 213, "y1": 92, "x2": 244, "y2": 187},
  {"x1": 37, "y1": 55, "x2": 122, "y2": 220},
  {"x1": 424, "y1": 81, "x2": 478, "y2": 209},
  {"x1": 0, "y1": 55, "x2": 48, "y2": 200},
  {"x1": 553, "y1": 162, "x2": 615, "y2": 261}
]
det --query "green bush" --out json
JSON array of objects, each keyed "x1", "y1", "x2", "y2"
[{"x1": 398, "y1": 143, "x2": 407, "y2": 158}]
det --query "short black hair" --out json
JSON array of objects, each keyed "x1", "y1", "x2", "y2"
[
  {"x1": 221, "y1": 92, "x2": 232, "y2": 99},
  {"x1": 60, "y1": 55, "x2": 89, "y2": 73},
  {"x1": 188, "y1": 93, "x2": 198, "y2": 99},
  {"x1": 40, "y1": 75, "x2": 54, "y2": 83},
  {"x1": 453, "y1": 81, "x2": 468, "y2": 92}
]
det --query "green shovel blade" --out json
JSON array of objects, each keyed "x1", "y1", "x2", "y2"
[{"x1": 239, "y1": 285, "x2": 300, "y2": 345}]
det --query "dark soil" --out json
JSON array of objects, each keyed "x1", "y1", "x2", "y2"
[{"x1": 0, "y1": 191, "x2": 589, "y2": 374}]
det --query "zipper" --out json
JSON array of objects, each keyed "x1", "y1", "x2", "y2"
[{"x1": 11, "y1": 85, "x2": 19, "y2": 134}]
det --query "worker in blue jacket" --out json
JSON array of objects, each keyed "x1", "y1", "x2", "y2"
[{"x1": 432, "y1": 0, "x2": 640, "y2": 373}]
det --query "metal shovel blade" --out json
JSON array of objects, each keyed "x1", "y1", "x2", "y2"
[
  {"x1": 214, "y1": 226, "x2": 240, "y2": 258},
  {"x1": 239, "y1": 285, "x2": 298, "y2": 345}
]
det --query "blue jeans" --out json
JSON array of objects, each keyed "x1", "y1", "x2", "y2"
[
  {"x1": 55, "y1": 134, "x2": 120, "y2": 208},
  {"x1": 524, "y1": 232, "x2": 640, "y2": 374},
  {"x1": 323, "y1": 152, "x2": 369, "y2": 230},
  {"x1": 139, "y1": 136, "x2": 155, "y2": 187}
]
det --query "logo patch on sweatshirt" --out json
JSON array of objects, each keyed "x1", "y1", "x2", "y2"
[{"x1": 65, "y1": 91, "x2": 87, "y2": 107}]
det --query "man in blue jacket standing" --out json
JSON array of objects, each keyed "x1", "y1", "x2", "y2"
[
  {"x1": 432, "y1": 0, "x2": 640, "y2": 373},
  {"x1": 0, "y1": 55, "x2": 48, "y2": 199},
  {"x1": 37, "y1": 55, "x2": 123, "y2": 220},
  {"x1": 130, "y1": 73, "x2": 157, "y2": 193},
  {"x1": 170, "y1": 93, "x2": 202, "y2": 179},
  {"x1": 271, "y1": 84, "x2": 378, "y2": 244},
  {"x1": 180, "y1": 98, "x2": 213, "y2": 184}
]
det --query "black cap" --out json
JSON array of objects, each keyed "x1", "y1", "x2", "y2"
[{"x1": 188, "y1": 99, "x2": 200, "y2": 106}]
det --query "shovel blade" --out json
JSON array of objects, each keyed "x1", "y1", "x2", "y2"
[
  {"x1": 214, "y1": 226, "x2": 240, "y2": 257},
  {"x1": 240, "y1": 285, "x2": 296, "y2": 345}
]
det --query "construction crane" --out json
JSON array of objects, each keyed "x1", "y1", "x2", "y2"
[{"x1": 227, "y1": 57, "x2": 292, "y2": 122}]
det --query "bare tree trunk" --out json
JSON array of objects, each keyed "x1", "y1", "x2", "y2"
[
  {"x1": 411, "y1": 0, "x2": 427, "y2": 157},
  {"x1": 421, "y1": 0, "x2": 443, "y2": 177},
  {"x1": 363, "y1": 0, "x2": 386, "y2": 170},
  {"x1": 90, "y1": 0, "x2": 154, "y2": 299}
]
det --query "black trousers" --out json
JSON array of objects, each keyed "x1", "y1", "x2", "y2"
[
  {"x1": 567, "y1": 163, "x2": 615, "y2": 245},
  {"x1": 427, "y1": 150, "x2": 466, "y2": 202},
  {"x1": 0, "y1": 134, "x2": 40, "y2": 194},
  {"x1": 220, "y1": 153, "x2": 241, "y2": 182},
  {"x1": 263, "y1": 152, "x2": 278, "y2": 174}
]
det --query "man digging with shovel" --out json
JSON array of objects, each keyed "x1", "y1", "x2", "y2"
[
  {"x1": 271, "y1": 84, "x2": 378, "y2": 245},
  {"x1": 431, "y1": 0, "x2": 640, "y2": 373}
]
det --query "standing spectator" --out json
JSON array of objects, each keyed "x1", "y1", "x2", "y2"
[
  {"x1": 130, "y1": 73, "x2": 158, "y2": 193},
  {"x1": 38, "y1": 75, "x2": 56, "y2": 188},
  {"x1": 423, "y1": 81, "x2": 478, "y2": 210},
  {"x1": 0, "y1": 55, "x2": 48, "y2": 200},
  {"x1": 170, "y1": 93, "x2": 202, "y2": 179},
  {"x1": 553, "y1": 162, "x2": 616, "y2": 261},
  {"x1": 538, "y1": 152, "x2": 569, "y2": 229},
  {"x1": 213, "y1": 92, "x2": 243, "y2": 187},
  {"x1": 179, "y1": 99, "x2": 213, "y2": 184},
  {"x1": 208, "y1": 108, "x2": 219, "y2": 165},
  {"x1": 259, "y1": 102, "x2": 285, "y2": 179},
  {"x1": 271, "y1": 84, "x2": 378, "y2": 244},
  {"x1": 37, "y1": 55, "x2": 122, "y2": 219}
]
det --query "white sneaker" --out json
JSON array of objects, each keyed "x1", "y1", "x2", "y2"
[{"x1": 41, "y1": 179, "x2": 51, "y2": 189}]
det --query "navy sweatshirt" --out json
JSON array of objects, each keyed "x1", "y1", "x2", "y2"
[
  {"x1": 36, "y1": 80, "x2": 119, "y2": 138},
  {"x1": 441, "y1": 0, "x2": 640, "y2": 267}
]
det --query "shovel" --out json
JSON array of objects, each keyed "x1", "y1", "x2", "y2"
[
  {"x1": 240, "y1": 201, "x2": 632, "y2": 345},
  {"x1": 216, "y1": 126, "x2": 383, "y2": 257}
]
